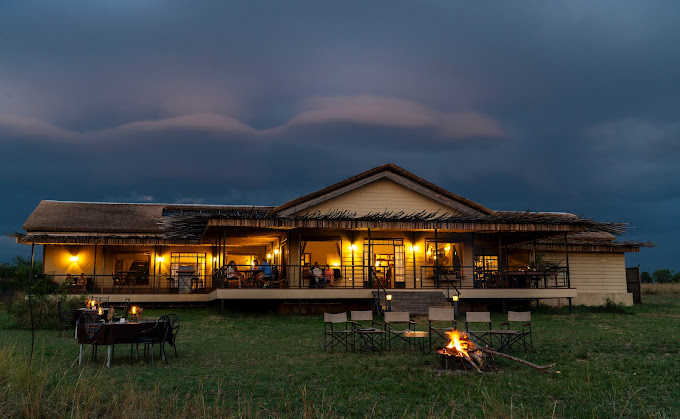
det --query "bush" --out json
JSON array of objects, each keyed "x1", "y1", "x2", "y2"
[
  {"x1": 6, "y1": 294, "x2": 87, "y2": 330},
  {"x1": 652, "y1": 269, "x2": 676, "y2": 284},
  {"x1": 641, "y1": 271, "x2": 652, "y2": 283},
  {"x1": 0, "y1": 257, "x2": 45, "y2": 299}
]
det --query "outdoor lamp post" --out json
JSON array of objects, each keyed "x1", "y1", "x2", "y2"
[
  {"x1": 386, "y1": 294, "x2": 392, "y2": 312},
  {"x1": 451, "y1": 294, "x2": 459, "y2": 316}
]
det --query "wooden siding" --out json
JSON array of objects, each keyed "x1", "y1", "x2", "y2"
[
  {"x1": 546, "y1": 252, "x2": 628, "y2": 293},
  {"x1": 298, "y1": 178, "x2": 463, "y2": 217}
]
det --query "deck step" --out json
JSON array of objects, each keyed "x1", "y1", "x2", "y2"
[{"x1": 373, "y1": 291, "x2": 452, "y2": 316}]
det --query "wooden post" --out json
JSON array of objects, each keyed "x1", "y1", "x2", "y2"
[
  {"x1": 434, "y1": 228, "x2": 439, "y2": 288},
  {"x1": 367, "y1": 228, "x2": 372, "y2": 288}
]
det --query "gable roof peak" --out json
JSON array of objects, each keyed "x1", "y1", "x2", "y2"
[{"x1": 272, "y1": 163, "x2": 492, "y2": 216}]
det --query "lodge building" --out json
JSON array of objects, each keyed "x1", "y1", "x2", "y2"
[{"x1": 16, "y1": 164, "x2": 649, "y2": 312}]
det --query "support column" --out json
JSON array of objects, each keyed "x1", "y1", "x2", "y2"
[
  {"x1": 434, "y1": 228, "x2": 439, "y2": 288},
  {"x1": 367, "y1": 228, "x2": 372, "y2": 288}
]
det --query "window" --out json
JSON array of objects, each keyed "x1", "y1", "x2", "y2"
[
  {"x1": 114, "y1": 252, "x2": 150, "y2": 284},
  {"x1": 425, "y1": 241, "x2": 463, "y2": 268},
  {"x1": 170, "y1": 253, "x2": 206, "y2": 282}
]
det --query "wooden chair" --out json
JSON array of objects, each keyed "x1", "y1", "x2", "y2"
[
  {"x1": 383, "y1": 312, "x2": 416, "y2": 351},
  {"x1": 501, "y1": 311, "x2": 532, "y2": 351},
  {"x1": 323, "y1": 312, "x2": 354, "y2": 353},
  {"x1": 428, "y1": 307, "x2": 457, "y2": 351},
  {"x1": 464, "y1": 311, "x2": 493, "y2": 347}
]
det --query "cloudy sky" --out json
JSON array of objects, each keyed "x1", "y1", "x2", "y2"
[{"x1": 1, "y1": 1, "x2": 678, "y2": 271}]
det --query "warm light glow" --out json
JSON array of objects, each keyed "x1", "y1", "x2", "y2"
[
  {"x1": 156, "y1": 256, "x2": 164, "y2": 263},
  {"x1": 386, "y1": 294, "x2": 392, "y2": 301},
  {"x1": 333, "y1": 263, "x2": 340, "y2": 267},
  {"x1": 98, "y1": 307, "x2": 103, "y2": 315},
  {"x1": 412, "y1": 245, "x2": 419, "y2": 252},
  {"x1": 375, "y1": 261, "x2": 380, "y2": 267},
  {"x1": 451, "y1": 295, "x2": 459, "y2": 302},
  {"x1": 131, "y1": 306, "x2": 137, "y2": 315},
  {"x1": 70, "y1": 255, "x2": 79, "y2": 263},
  {"x1": 445, "y1": 244, "x2": 450, "y2": 251},
  {"x1": 445, "y1": 330, "x2": 470, "y2": 357},
  {"x1": 274, "y1": 249, "x2": 279, "y2": 255},
  {"x1": 267, "y1": 253, "x2": 272, "y2": 259},
  {"x1": 212, "y1": 256, "x2": 217, "y2": 262},
  {"x1": 350, "y1": 244, "x2": 357, "y2": 251}
]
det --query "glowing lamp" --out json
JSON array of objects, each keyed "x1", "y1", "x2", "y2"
[
  {"x1": 386, "y1": 294, "x2": 392, "y2": 301},
  {"x1": 350, "y1": 244, "x2": 357, "y2": 251},
  {"x1": 98, "y1": 306, "x2": 103, "y2": 316},
  {"x1": 70, "y1": 255, "x2": 79, "y2": 263},
  {"x1": 267, "y1": 253, "x2": 272, "y2": 259},
  {"x1": 333, "y1": 263, "x2": 339, "y2": 267},
  {"x1": 273, "y1": 249, "x2": 279, "y2": 255},
  {"x1": 412, "y1": 245, "x2": 419, "y2": 252},
  {"x1": 451, "y1": 295, "x2": 459, "y2": 302},
  {"x1": 156, "y1": 256, "x2": 164, "y2": 263}
]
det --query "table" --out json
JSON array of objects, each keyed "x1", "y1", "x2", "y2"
[
  {"x1": 402, "y1": 330, "x2": 429, "y2": 352},
  {"x1": 76, "y1": 321, "x2": 172, "y2": 367},
  {"x1": 506, "y1": 271, "x2": 558, "y2": 288},
  {"x1": 354, "y1": 329, "x2": 387, "y2": 353},
  {"x1": 488, "y1": 329, "x2": 521, "y2": 352}
]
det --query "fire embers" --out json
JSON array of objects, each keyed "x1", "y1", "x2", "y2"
[{"x1": 437, "y1": 330, "x2": 488, "y2": 372}]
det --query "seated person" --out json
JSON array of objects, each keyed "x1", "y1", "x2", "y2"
[
  {"x1": 226, "y1": 261, "x2": 245, "y2": 288},
  {"x1": 311, "y1": 262, "x2": 325, "y2": 288},
  {"x1": 323, "y1": 265, "x2": 334, "y2": 287},
  {"x1": 78, "y1": 273, "x2": 87, "y2": 287},
  {"x1": 257, "y1": 258, "x2": 273, "y2": 287}
]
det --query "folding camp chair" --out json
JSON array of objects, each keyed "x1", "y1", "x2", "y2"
[
  {"x1": 501, "y1": 311, "x2": 532, "y2": 351},
  {"x1": 384, "y1": 312, "x2": 416, "y2": 351},
  {"x1": 464, "y1": 311, "x2": 493, "y2": 347},
  {"x1": 323, "y1": 312, "x2": 354, "y2": 353},
  {"x1": 428, "y1": 307, "x2": 457, "y2": 351}
]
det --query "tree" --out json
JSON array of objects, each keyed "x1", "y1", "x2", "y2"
[
  {"x1": 652, "y1": 269, "x2": 675, "y2": 284},
  {"x1": 640, "y1": 271, "x2": 652, "y2": 283}
]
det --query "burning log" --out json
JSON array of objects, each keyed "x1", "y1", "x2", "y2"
[{"x1": 437, "y1": 330, "x2": 558, "y2": 373}]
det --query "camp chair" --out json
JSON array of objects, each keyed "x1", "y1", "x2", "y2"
[
  {"x1": 76, "y1": 312, "x2": 98, "y2": 365},
  {"x1": 428, "y1": 307, "x2": 457, "y2": 351},
  {"x1": 131, "y1": 315, "x2": 170, "y2": 365},
  {"x1": 323, "y1": 312, "x2": 354, "y2": 353},
  {"x1": 383, "y1": 311, "x2": 416, "y2": 351},
  {"x1": 464, "y1": 311, "x2": 493, "y2": 347},
  {"x1": 57, "y1": 298, "x2": 72, "y2": 337},
  {"x1": 164, "y1": 313, "x2": 181, "y2": 357},
  {"x1": 501, "y1": 311, "x2": 532, "y2": 351}
]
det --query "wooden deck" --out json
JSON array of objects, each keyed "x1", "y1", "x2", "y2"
[{"x1": 90, "y1": 287, "x2": 576, "y2": 304}]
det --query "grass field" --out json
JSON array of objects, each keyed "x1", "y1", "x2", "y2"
[{"x1": 1, "y1": 289, "x2": 679, "y2": 418}]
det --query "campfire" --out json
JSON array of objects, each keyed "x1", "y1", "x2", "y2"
[
  {"x1": 437, "y1": 329, "x2": 558, "y2": 374},
  {"x1": 437, "y1": 330, "x2": 488, "y2": 372}
]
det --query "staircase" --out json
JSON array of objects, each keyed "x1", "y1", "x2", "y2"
[{"x1": 373, "y1": 290, "x2": 452, "y2": 316}]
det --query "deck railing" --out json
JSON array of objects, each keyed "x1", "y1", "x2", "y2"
[{"x1": 49, "y1": 264, "x2": 569, "y2": 294}]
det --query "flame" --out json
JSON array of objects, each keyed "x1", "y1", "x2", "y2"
[
  {"x1": 98, "y1": 307, "x2": 103, "y2": 315},
  {"x1": 444, "y1": 330, "x2": 470, "y2": 357},
  {"x1": 131, "y1": 306, "x2": 137, "y2": 315}
]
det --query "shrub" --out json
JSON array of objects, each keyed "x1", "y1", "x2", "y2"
[{"x1": 6, "y1": 294, "x2": 87, "y2": 330}]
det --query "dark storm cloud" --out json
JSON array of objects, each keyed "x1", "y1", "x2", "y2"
[{"x1": 1, "y1": 0, "x2": 679, "y2": 270}]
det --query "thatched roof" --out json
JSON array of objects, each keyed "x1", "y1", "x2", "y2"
[
  {"x1": 510, "y1": 232, "x2": 654, "y2": 253},
  {"x1": 23, "y1": 201, "x2": 166, "y2": 233}
]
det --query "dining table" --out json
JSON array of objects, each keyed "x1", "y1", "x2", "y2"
[{"x1": 76, "y1": 320, "x2": 173, "y2": 367}]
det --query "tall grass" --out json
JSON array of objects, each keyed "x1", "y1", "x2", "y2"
[{"x1": 641, "y1": 282, "x2": 680, "y2": 296}]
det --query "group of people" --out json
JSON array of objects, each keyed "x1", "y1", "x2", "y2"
[
  {"x1": 63, "y1": 273, "x2": 89, "y2": 292},
  {"x1": 226, "y1": 259, "x2": 273, "y2": 288},
  {"x1": 310, "y1": 262, "x2": 335, "y2": 288}
]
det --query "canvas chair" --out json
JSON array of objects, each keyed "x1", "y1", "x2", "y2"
[
  {"x1": 349, "y1": 310, "x2": 381, "y2": 330},
  {"x1": 323, "y1": 312, "x2": 354, "y2": 353},
  {"x1": 383, "y1": 311, "x2": 416, "y2": 351},
  {"x1": 464, "y1": 311, "x2": 493, "y2": 347},
  {"x1": 428, "y1": 307, "x2": 457, "y2": 351},
  {"x1": 501, "y1": 311, "x2": 532, "y2": 351}
]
